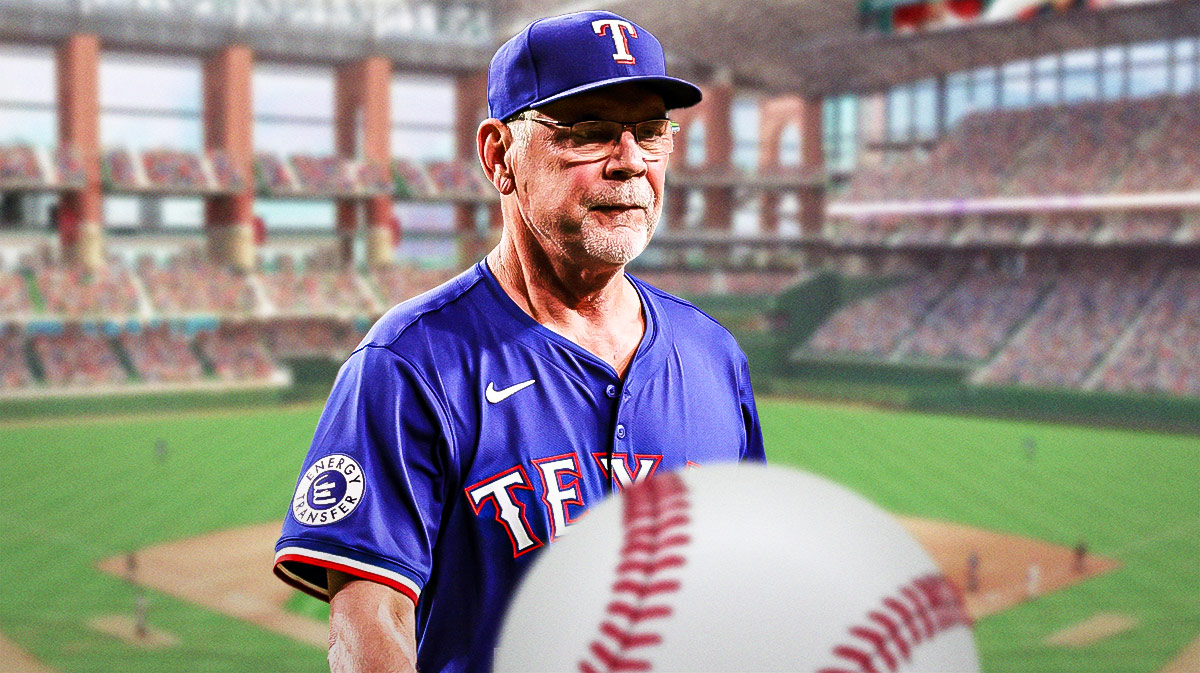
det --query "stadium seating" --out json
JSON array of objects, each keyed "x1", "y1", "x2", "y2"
[
  {"x1": 370, "y1": 265, "x2": 456, "y2": 306},
  {"x1": 391, "y1": 159, "x2": 435, "y2": 198},
  {"x1": 195, "y1": 325, "x2": 277, "y2": 381},
  {"x1": 1104, "y1": 211, "x2": 1179, "y2": 244},
  {"x1": 102, "y1": 149, "x2": 140, "y2": 190},
  {"x1": 976, "y1": 265, "x2": 1160, "y2": 389},
  {"x1": 901, "y1": 271, "x2": 1050, "y2": 362},
  {"x1": 1027, "y1": 213, "x2": 1102, "y2": 245},
  {"x1": 119, "y1": 324, "x2": 205, "y2": 383},
  {"x1": 837, "y1": 92, "x2": 1200, "y2": 203},
  {"x1": 0, "y1": 144, "x2": 43, "y2": 188},
  {"x1": 805, "y1": 270, "x2": 961, "y2": 358},
  {"x1": 55, "y1": 146, "x2": 86, "y2": 188},
  {"x1": 955, "y1": 214, "x2": 1027, "y2": 245},
  {"x1": 32, "y1": 326, "x2": 129, "y2": 387},
  {"x1": 0, "y1": 327, "x2": 34, "y2": 389},
  {"x1": 425, "y1": 159, "x2": 493, "y2": 198},
  {"x1": 34, "y1": 260, "x2": 141, "y2": 318},
  {"x1": 207, "y1": 150, "x2": 246, "y2": 192},
  {"x1": 142, "y1": 149, "x2": 209, "y2": 192},
  {"x1": 258, "y1": 253, "x2": 378, "y2": 316},
  {"x1": 254, "y1": 153, "x2": 297, "y2": 195},
  {"x1": 1094, "y1": 268, "x2": 1200, "y2": 397},
  {"x1": 290, "y1": 154, "x2": 356, "y2": 196},
  {"x1": 137, "y1": 250, "x2": 259, "y2": 316},
  {"x1": 0, "y1": 266, "x2": 33, "y2": 316},
  {"x1": 264, "y1": 318, "x2": 360, "y2": 360}
]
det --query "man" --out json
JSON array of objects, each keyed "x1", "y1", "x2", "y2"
[{"x1": 273, "y1": 10, "x2": 764, "y2": 673}]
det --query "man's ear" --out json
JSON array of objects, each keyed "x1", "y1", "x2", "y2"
[{"x1": 477, "y1": 119, "x2": 516, "y2": 195}]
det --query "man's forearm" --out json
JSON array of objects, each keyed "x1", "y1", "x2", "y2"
[{"x1": 327, "y1": 571, "x2": 420, "y2": 673}]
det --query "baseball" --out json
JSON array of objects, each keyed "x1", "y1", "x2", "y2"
[{"x1": 495, "y1": 464, "x2": 980, "y2": 673}]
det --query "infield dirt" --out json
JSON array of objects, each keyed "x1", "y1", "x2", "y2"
[{"x1": 96, "y1": 515, "x2": 1120, "y2": 648}]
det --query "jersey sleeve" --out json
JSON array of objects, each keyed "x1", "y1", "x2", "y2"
[
  {"x1": 274, "y1": 344, "x2": 453, "y2": 604},
  {"x1": 737, "y1": 355, "x2": 766, "y2": 463}
]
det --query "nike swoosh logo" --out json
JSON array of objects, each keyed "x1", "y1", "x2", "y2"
[{"x1": 485, "y1": 379, "x2": 536, "y2": 404}]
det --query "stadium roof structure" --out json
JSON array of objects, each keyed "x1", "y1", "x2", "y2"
[
  {"x1": 0, "y1": 0, "x2": 1196, "y2": 95},
  {"x1": 585, "y1": 0, "x2": 1200, "y2": 97}
]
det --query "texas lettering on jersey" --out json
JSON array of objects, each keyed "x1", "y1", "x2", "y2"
[{"x1": 464, "y1": 452, "x2": 662, "y2": 557}]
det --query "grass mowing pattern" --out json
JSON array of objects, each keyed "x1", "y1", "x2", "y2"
[{"x1": 1, "y1": 399, "x2": 1197, "y2": 672}]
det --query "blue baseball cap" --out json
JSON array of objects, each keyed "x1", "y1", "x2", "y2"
[{"x1": 487, "y1": 10, "x2": 703, "y2": 121}]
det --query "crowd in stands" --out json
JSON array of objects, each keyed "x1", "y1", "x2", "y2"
[
  {"x1": 32, "y1": 327, "x2": 129, "y2": 387},
  {"x1": 254, "y1": 153, "x2": 296, "y2": 194},
  {"x1": 290, "y1": 155, "x2": 357, "y2": 195},
  {"x1": 102, "y1": 149, "x2": 139, "y2": 190},
  {"x1": 426, "y1": 160, "x2": 493, "y2": 198},
  {"x1": 264, "y1": 318, "x2": 363, "y2": 359},
  {"x1": 0, "y1": 267, "x2": 32, "y2": 316},
  {"x1": 956, "y1": 214, "x2": 1027, "y2": 245},
  {"x1": 976, "y1": 265, "x2": 1160, "y2": 388},
  {"x1": 142, "y1": 149, "x2": 208, "y2": 191},
  {"x1": 1112, "y1": 96, "x2": 1200, "y2": 194},
  {"x1": 0, "y1": 327, "x2": 33, "y2": 389},
  {"x1": 35, "y1": 260, "x2": 141, "y2": 318},
  {"x1": 391, "y1": 159, "x2": 435, "y2": 198},
  {"x1": 208, "y1": 150, "x2": 245, "y2": 192},
  {"x1": 119, "y1": 324, "x2": 205, "y2": 383},
  {"x1": 1, "y1": 144, "x2": 41, "y2": 186},
  {"x1": 630, "y1": 269, "x2": 803, "y2": 297},
  {"x1": 370, "y1": 264, "x2": 455, "y2": 306},
  {"x1": 1029, "y1": 213, "x2": 1101, "y2": 245},
  {"x1": 259, "y1": 253, "x2": 378, "y2": 316},
  {"x1": 902, "y1": 271, "x2": 1049, "y2": 362},
  {"x1": 1094, "y1": 268, "x2": 1200, "y2": 397},
  {"x1": 806, "y1": 270, "x2": 961, "y2": 357},
  {"x1": 1105, "y1": 211, "x2": 1179, "y2": 244},
  {"x1": 137, "y1": 250, "x2": 258, "y2": 316},
  {"x1": 55, "y1": 147, "x2": 86, "y2": 187},
  {"x1": 839, "y1": 92, "x2": 1200, "y2": 203},
  {"x1": 196, "y1": 325, "x2": 277, "y2": 381}
]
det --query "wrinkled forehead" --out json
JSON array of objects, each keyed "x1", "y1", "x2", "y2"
[{"x1": 536, "y1": 83, "x2": 668, "y2": 123}]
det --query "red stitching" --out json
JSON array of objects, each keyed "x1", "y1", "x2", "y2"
[
  {"x1": 578, "y1": 473, "x2": 691, "y2": 673},
  {"x1": 826, "y1": 574, "x2": 970, "y2": 673}
]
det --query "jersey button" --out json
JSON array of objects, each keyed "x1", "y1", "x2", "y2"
[
  {"x1": 615, "y1": 424, "x2": 626, "y2": 439},
  {"x1": 605, "y1": 384, "x2": 618, "y2": 398}
]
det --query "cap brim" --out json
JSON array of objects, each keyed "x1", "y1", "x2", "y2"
[{"x1": 523, "y1": 75, "x2": 703, "y2": 115}]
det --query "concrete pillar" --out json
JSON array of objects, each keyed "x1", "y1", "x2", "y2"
[
  {"x1": 203, "y1": 45, "x2": 255, "y2": 271},
  {"x1": 56, "y1": 34, "x2": 103, "y2": 271},
  {"x1": 454, "y1": 71, "x2": 492, "y2": 266},
  {"x1": 335, "y1": 56, "x2": 393, "y2": 268},
  {"x1": 798, "y1": 97, "x2": 825, "y2": 239},
  {"x1": 700, "y1": 78, "x2": 734, "y2": 233}
]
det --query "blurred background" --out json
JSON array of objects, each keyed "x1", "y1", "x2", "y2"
[{"x1": 1, "y1": 0, "x2": 1198, "y2": 671}]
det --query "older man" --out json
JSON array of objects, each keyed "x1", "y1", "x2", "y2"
[{"x1": 273, "y1": 10, "x2": 764, "y2": 673}]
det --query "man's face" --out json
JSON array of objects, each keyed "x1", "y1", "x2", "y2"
[{"x1": 507, "y1": 84, "x2": 669, "y2": 269}]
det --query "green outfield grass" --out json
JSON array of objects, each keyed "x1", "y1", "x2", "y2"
[{"x1": 1, "y1": 398, "x2": 1197, "y2": 672}]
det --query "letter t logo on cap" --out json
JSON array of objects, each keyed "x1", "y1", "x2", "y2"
[{"x1": 592, "y1": 19, "x2": 638, "y2": 64}]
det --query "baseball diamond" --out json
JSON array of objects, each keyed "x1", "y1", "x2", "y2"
[{"x1": 1, "y1": 397, "x2": 1197, "y2": 673}]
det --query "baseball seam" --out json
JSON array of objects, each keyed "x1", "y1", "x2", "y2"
[
  {"x1": 819, "y1": 574, "x2": 971, "y2": 673},
  {"x1": 578, "y1": 473, "x2": 690, "y2": 673}
]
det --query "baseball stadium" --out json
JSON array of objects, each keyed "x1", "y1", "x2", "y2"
[{"x1": 2, "y1": 0, "x2": 1199, "y2": 671}]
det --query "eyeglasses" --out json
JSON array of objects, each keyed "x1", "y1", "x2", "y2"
[{"x1": 522, "y1": 115, "x2": 680, "y2": 159}]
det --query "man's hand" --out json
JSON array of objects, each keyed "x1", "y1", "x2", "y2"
[{"x1": 327, "y1": 569, "x2": 419, "y2": 673}]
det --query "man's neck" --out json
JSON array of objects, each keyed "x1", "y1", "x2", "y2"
[{"x1": 486, "y1": 233, "x2": 645, "y2": 377}]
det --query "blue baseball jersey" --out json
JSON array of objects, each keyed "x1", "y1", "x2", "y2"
[{"x1": 274, "y1": 260, "x2": 764, "y2": 673}]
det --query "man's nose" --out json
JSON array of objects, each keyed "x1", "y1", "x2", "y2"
[{"x1": 604, "y1": 129, "x2": 649, "y2": 178}]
